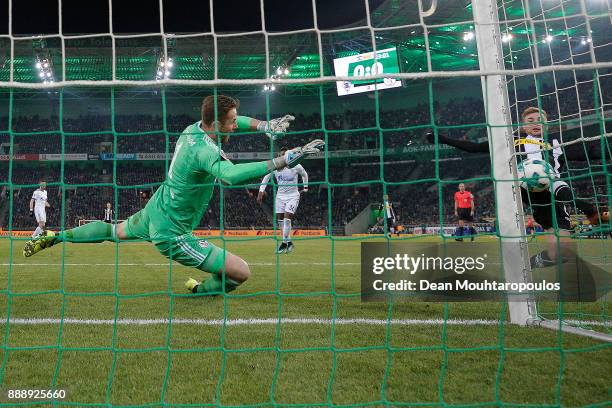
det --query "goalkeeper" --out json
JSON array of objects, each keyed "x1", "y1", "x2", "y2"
[{"x1": 23, "y1": 95, "x2": 324, "y2": 296}]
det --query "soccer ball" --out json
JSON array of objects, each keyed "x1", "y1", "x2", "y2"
[{"x1": 517, "y1": 159, "x2": 555, "y2": 192}]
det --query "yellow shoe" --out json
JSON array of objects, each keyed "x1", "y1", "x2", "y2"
[
  {"x1": 185, "y1": 278, "x2": 199, "y2": 293},
  {"x1": 23, "y1": 230, "x2": 56, "y2": 258}
]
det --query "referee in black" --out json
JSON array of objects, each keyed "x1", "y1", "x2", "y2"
[
  {"x1": 103, "y1": 202, "x2": 114, "y2": 224},
  {"x1": 378, "y1": 194, "x2": 397, "y2": 236}
]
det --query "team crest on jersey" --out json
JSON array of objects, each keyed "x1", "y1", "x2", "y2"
[{"x1": 198, "y1": 240, "x2": 209, "y2": 248}]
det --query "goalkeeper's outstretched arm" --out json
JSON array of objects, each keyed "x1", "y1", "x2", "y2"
[
  {"x1": 236, "y1": 116, "x2": 262, "y2": 130},
  {"x1": 201, "y1": 139, "x2": 325, "y2": 186},
  {"x1": 206, "y1": 160, "x2": 271, "y2": 186},
  {"x1": 236, "y1": 115, "x2": 295, "y2": 140}
]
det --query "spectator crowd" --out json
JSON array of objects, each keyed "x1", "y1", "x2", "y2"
[{"x1": 1, "y1": 76, "x2": 609, "y2": 232}]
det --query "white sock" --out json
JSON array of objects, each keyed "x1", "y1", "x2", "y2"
[
  {"x1": 33, "y1": 226, "x2": 43, "y2": 237},
  {"x1": 282, "y1": 218, "x2": 292, "y2": 243}
]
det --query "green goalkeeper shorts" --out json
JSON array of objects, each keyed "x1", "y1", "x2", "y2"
[{"x1": 125, "y1": 209, "x2": 226, "y2": 274}]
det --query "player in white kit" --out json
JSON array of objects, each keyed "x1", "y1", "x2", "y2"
[
  {"x1": 29, "y1": 181, "x2": 51, "y2": 238},
  {"x1": 258, "y1": 159, "x2": 308, "y2": 253}
]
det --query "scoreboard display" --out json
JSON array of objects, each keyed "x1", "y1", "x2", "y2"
[{"x1": 333, "y1": 47, "x2": 402, "y2": 96}]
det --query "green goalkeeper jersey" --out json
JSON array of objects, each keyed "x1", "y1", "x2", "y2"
[{"x1": 144, "y1": 121, "x2": 270, "y2": 238}]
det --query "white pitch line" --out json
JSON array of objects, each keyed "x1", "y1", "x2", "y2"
[
  {"x1": 0, "y1": 317, "x2": 609, "y2": 327},
  {"x1": 2, "y1": 262, "x2": 360, "y2": 267},
  {"x1": 0, "y1": 317, "x2": 502, "y2": 326}
]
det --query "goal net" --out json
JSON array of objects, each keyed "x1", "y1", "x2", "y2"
[
  {"x1": 498, "y1": 0, "x2": 611, "y2": 335},
  {"x1": 0, "y1": 0, "x2": 610, "y2": 406}
]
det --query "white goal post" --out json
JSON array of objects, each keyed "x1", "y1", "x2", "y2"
[
  {"x1": 472, "y1": 0, "x2": 536, "y2": 326},
  {"x1": 473, "y1": 0, "x2": 611, "y2": 343}
]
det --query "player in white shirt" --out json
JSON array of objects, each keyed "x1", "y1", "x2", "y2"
[
  {"x1": 29, "y1": 181, "x2": 51, "y2": 238},
  {"x1": 257, "y1": 158, "x2": 308, "y2": 253}
]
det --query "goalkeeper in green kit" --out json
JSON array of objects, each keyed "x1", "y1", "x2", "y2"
[{"x1": 23, "y1": 95, "x2": 324, "y2": 295}]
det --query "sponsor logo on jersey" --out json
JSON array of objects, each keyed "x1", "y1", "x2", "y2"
[
  {"x1": 277, "y1": 172, "x2": 295, "y2": 181},
  {"x1": 198, "y1": 240, "x2": 209, "y2": 248}
]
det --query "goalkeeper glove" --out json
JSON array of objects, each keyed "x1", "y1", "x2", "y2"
[
  {"x1": 272, "y1": 139, "x2": 325, "y2": 169},
  {"x1": 257, "y1": 115, "x2": 295, "y2": 140}
]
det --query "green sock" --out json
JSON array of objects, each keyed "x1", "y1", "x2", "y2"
[
  {"x1": 196, "y1": 274, "x2": 241, "y2": 295},
  {"x1": 56, "y1": 221, "x2": 115, "y2": 243}
]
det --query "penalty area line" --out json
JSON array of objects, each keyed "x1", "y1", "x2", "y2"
[{"x1": 0, "y1": 317, "x2": 609, "y2": 327}]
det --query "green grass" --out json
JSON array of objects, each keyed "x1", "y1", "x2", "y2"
[{"x1": 0, "y1": 236, "x2": 610, "y2": 407}]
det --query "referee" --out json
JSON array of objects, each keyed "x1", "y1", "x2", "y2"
[
  {"x1": 103, "y1": 202, "x2": 114, "y2": 224},
  {"x1": 454, "y1": 183, "x2": 476, "y2": 241}
]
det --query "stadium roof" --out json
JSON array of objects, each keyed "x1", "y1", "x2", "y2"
[{"x1": 0, "y1": 0, "x2": 609, "y2": 95}]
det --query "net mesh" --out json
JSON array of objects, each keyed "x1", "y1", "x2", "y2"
[
  {"x1": 0, "y1": 0, "x2": 610, "y2": 406},
  {"x1": 499, "y1": 0, "x2": 611, "y2": 331}
]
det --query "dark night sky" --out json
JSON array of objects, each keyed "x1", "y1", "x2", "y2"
[{"x1": 0, "y1": 0, "x2": 380, "y2": 35}]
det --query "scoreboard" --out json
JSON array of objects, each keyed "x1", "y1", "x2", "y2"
[{"x1": 333, "y1": 47, "x2": 402, "y2": 96}]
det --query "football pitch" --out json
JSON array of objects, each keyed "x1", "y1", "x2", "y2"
[{"x1": 0, "y1": 236, "x2": 610, "y2": 406}]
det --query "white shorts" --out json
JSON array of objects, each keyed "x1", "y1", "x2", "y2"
[
  {"x1": 34, "y1": 207, "x2": 46, "y2": 223},
  {"x1": 275, "y1": 195, "x2": 300, "y2": 214}
]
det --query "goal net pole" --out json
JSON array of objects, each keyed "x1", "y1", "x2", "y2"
[
  {"x1": 472, "y1": 0, "x2": 537, "y2": 326},
  {"x1": 473, "y1": 0, "x2": 612, "y2": 343}
]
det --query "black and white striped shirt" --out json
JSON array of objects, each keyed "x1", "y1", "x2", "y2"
[{"x1": 432, "y1": 131, "x2": 607, "y2": 178}]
